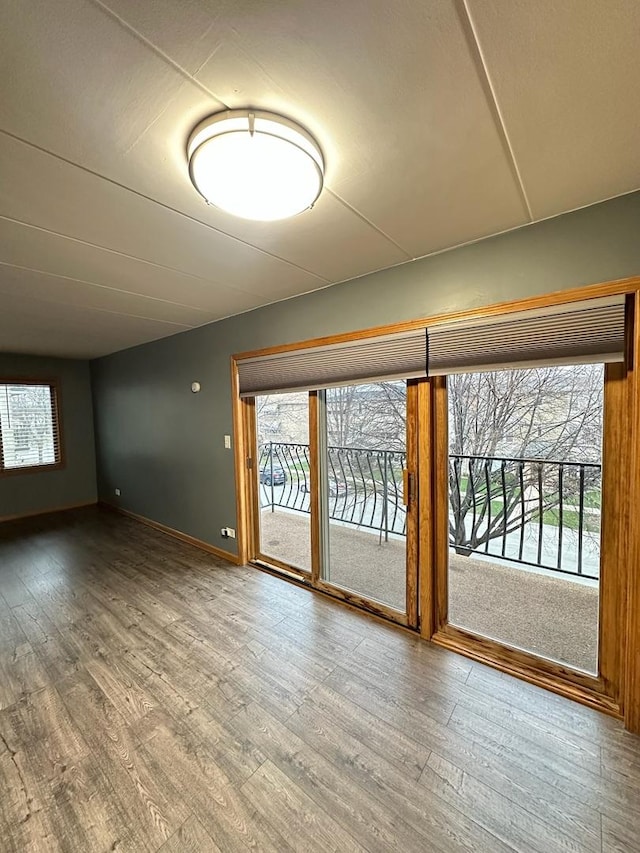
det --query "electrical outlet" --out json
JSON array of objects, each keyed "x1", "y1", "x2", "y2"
[
  {"x1": 115, "y1": 488, "x2": 121, "y2": 496},
  {"x1": 224, "y1": 434, "x2": 231, "y2": 449},
  {"x1": 227, "y1": 527, "x2": 236, "y2": 539}
]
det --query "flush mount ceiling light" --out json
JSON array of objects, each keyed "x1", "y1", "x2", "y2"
[{"x1": 187, "y1": 109, "x2": 324, "y2": 221}]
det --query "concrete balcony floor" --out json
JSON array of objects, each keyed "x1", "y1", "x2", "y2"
[{"x1": 259, "y1": 509, "x2": 599, "y2": 674}]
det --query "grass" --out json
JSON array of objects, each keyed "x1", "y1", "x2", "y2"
[
  {"x1": 540, "y1": 509, "x2": 601, "y2": 533},
  {"x1": 275, "y1": 463, "x2": 602, "y2": 534}
]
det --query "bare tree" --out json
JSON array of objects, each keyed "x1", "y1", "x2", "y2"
[
  {"x1": 321, "y1": 368, "x2": 604, "y2": 554},
  {"x1": 253, "y1": 368, "x2": 603, "y2": 558},
  {"x1": 326, "y1": 382, "x2": 407, "y2": 451},
  {"x1": 447, "y1": 365, "x2": 603, "y2": 554}
]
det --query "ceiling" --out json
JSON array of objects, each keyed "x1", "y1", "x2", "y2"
[{"x1": 1, "y1": 0, "x2": 639, "y2": 359}]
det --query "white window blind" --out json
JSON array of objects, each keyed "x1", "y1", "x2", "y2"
[
  {"x1": 428, "y1": 295, "x2": 626, "y2": 376},
  {"x1": 238, "y1": 328, "x2": 427, "y2": 397},
  {"x1": 0, "y1": 383, "x2": 62, "y2": 472}
]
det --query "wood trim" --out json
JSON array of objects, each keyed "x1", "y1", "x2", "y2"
[
  {"x1": 428, "y1": 355, "x2": 634, "y2": 719},
  {"x1": 251, "y1": 558, "x2": 419, "y2": 637},
  {"x1": 431, "y1": 625, "x2": 621, "y2": 718},
  {"x1": 405, "y1": 380, "x2": 419, "y2": 628},
  {"x1": 242, "y1": 387, "x2": 315, "y2": 573},
  {"x1": 51, "y1": 378, "x2": 64, "y2": 469},
  {"x1": 252, "y1": 558, "x2": 307, "y2": 581},
  {"x1": 315, "y1": 578, "x2": 410, "y2": 626},
  {"x1": 231, "y1": 359, "x2": 250, "y2": 565},
  {"x1": 0, "y1": 461, "x2": 65, "y2": 478},
  {"x1": 239, "y1": 381, "x2": 414, "y2": 629},
  {"x1": 254, "y1": 551, "x2": 311, "y2": 577},
  {"x1": 100, "y1": 502, "x2": 240, "y2": 565},
  {"x1": 233, "y1": 277, "x2": 640, "y2": 362},
  {"x1": 0, "y1": 500, "x2": 97, "y2": 524},
  {"x1": 625, "y1": 291, "x2": 640, "y2": 733},
  {"x1": 244, "y1": 398, "x2": 260, "y2": 563},
  {"x1": 309, "y1": 391, "x2": 321, "y2": 585},
  {"x1": 0, "y1": 376, "x2": 65, "y2": 476},
  {"x1": 231, "y1": 277, "x2": 640, "y2": 730},
  {"x1": 599, "y1": 360, "x2": 630, "y2": 706},
  {"x1": 418, "y1": 378, "x2": 436, "y2": 638},
  {"x1": 431, "y1": 376, "x2": 450, "y2": 633}
]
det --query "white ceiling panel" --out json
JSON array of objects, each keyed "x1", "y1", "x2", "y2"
[
  {"x1": 95, "y1": 0, "x2": 235, "y2": 77},
  {"x1": 123, "y1": 89, "x2": 412, "y2": 280},
  {"x1": 0, "y1": 132, "x2": 326, "y2": 298},
  {"x1": 0, "y1": 219, "x2": 263, "y2": 315},
  {"x1": 1, "y1": 0, "x2": 408, "y2": 288},
  {"x1": 465, "y1": 0, "x2": 640, "y2": 218},
  {"x1": 0, "y1": 0, "x2": 638, "y2": 358},
  {"x1": 60, "y1": 74, "x2": 412, "y2": 282},
  {"x1": 0, "y1": 293, "x2": 191, "y2": 359},
  {"x1": 0, "y1": 265, "x2": 211, "y2": 326},
  {"x1": 0, "y1": 0, "x2": 189, "y2": 173},
  {"x1": 193, "y1": 1, "x2": 530, "y2": 255}
]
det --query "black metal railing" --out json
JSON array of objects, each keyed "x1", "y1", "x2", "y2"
[
  {"x1": 257, "y1": 442, "x2": 601, "y2": 579},
  {"x1": 257, "y1": 442, "x2": 407, "y2": 540},
  {"x1": 448, "y1": 455, "x2": 601, "y2": 579}
]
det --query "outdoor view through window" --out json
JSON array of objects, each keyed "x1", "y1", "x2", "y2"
[
  {"x1": 255, "y1": 383, "x2": 408, "y2": 610},
  {"x1": 254, "y1": 365, "x2": 603, "y2": 670},
  {"x1": 447, "y1": 364, "x2": 603, "y2": 673},
  {"x1": 256, "y1": 391, "x2": 311, "y2": 572},
  {"x1": 0, "y1": 383, "x2": 58, "y2": 471},
  {"x1": 323, "y1": 382, "x2": 407, "y2": 609}
]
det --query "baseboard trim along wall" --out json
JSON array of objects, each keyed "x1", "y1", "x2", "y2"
[
  {"x1": 99, "y1": 501, "x2": 240, "y2": 565},
  {"x1": 0, "y1": 501, "x2": 97, "y2": 524}
]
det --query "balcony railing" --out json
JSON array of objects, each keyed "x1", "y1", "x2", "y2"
[
  {"x1": 257, "y1": 442, "x2": 406, "y2": 540},
  {"x1": 257, "y1": 442, "x2": 601, "y2": 580}
]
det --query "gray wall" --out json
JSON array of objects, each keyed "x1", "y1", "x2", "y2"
[
  {"x1": 0, "y1": 354, "x2": 97, "y2": 519},
  {"x1": 91, "y1": 191, "x2": 640, "y2": 553}
]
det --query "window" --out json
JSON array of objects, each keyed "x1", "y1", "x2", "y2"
[{"x1": 0, "y1": 381, "x2": 63, "y2": 473}]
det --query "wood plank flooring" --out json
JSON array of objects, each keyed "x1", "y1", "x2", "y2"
[{"x1": 0, "y1": 507, "x2": 639, "y2": 852}]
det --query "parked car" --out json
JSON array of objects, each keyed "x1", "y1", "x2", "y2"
[{"x1": 259, "y1": 464, "x2": 286, "y2": 486}]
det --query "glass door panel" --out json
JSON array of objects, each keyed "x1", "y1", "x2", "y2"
[
  {"x1": 445, "y1": 364, "x2": 604, "y2": 673},
  {"x1": 320, "y1": 381, "x2": 409, "y2": 614},
  {"x1": 255, "y1": 392, "x2": 311, "y2": 572}
]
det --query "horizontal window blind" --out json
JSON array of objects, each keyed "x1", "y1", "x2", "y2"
[
  {"x1": 0, "y1": 382, "x2": 62, "y2": 471},
  {"x1": 238, "y1": 329, "x2": 427, "y2": 397},
  {"x1": 428, "y1": 296, "x2": 626, "y2": 376}
]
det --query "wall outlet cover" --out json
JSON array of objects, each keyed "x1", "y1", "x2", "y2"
[{"x1": 115, "y1": 488, "x2": 121, "y2": 496}]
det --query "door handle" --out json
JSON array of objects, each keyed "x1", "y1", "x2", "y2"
[{"x1": 402, "y1": 469, "x2": 414, "y2": 507}]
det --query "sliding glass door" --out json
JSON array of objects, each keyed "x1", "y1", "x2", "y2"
[
  {"x1": 254, "y1": 391, "x2": 312, "y2": 573},
  {"x1": 249, "y1": 381, "x2": 418, "y2": 626},
  {"x1": 318, "y1": 381, "x2": 413, "y2": 617},
  {"x1": 237, "y1": 289, "x2": 635, "y2": 722},
  {"x1": 444, "y1": 364, "x2": 604, "y2": 674}
]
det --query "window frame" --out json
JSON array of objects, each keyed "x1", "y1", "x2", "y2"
[
  {"x1": 0, "y1": 377, "x2": 65, "y2": 476},
  {"x1": 231, "y1": 277, "x2": 640, "y2": 734}
]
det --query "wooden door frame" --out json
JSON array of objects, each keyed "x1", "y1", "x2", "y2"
[
  {"x1": 423, "y1": 365, "x2": 624, "y2": 717},
  {"x1": 232, "y1": 277, "x2": 640, "y2": 732},
  {"x1": 237, "y1": 383, "x2": 420, "y2": 628},
  {"x1": 420, "y1": 291, "x2": 639, "y2": 724},
  {"x1": 312, "y1": 381, "x2": 419, "y2": 628}
]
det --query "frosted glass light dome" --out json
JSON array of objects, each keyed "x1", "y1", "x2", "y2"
[{"x1": 187, "y1": 110, "x2": 324, "y2": 221}]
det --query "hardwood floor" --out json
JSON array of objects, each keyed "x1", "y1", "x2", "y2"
[{"x1": 0, "y1": 508, "x2": 639, "y2": 852}]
